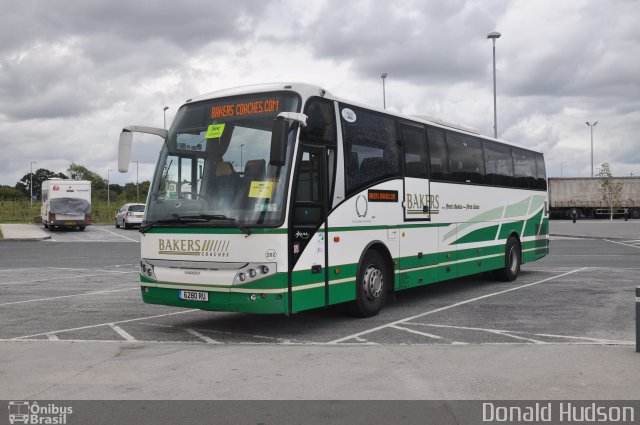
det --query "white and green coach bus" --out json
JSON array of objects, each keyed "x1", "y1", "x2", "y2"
[{"x1": 118, "y1": 83, "x2": 548, "y2": 317}]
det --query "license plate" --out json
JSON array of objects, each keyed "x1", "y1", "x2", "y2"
[
  {"x1": 64, "y1": 221, "x2": 76, "y2": 225},
  {"x1": 179, "y1": 290, "x2": 208, "y2": 302}
]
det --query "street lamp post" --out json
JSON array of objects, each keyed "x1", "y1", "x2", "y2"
[
  {"x1": 134, "y1": 161, "x2": 139, "y2": 203},
  {"x1": 487, "y1": 31, "x2": 501, "y2": 139},
  {"x1": 381, "y1": 73, "x2": 387, "y2": 109},
  {"x1": 585, "y1": 121, "x2": 598, "y2": 177},
  {"x1": 560, "y1": 161, "x2": 567, "y2": 177},
  {"x1": 107, "y1": 169, "x2": 112, "y2": 208},
  {"x1": 30, "y1": 161, "x2": 37, "y2": 210},
  {"x1": 163, "y1": 106, "x2": 169, "y2": 129},
  {"x1": 240, "y1": 144, "x2": 244, "y2": 171}
]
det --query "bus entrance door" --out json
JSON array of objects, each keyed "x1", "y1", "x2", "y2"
[
  {"x1": 288, "y1": 145, "x2": 329, "y2": 313},
  {"x1": 399, "y1": 123, "x2": 439, "y2": 289}
]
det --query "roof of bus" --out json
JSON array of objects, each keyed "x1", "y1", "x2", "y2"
[{"x1": 186, "y1": 82, "x2": 543, "y2": 155}]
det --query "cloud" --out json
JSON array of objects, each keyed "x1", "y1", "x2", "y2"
[{"x1": 1, "y1": 0, "x2": 639, "y2": 186}]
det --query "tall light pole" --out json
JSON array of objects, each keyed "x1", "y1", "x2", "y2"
[
  {"x1": 30, "y1": 161, "x2": 37, "y2": 209},
  {"x1": 487, "y1": 31, "x2": 501, "y2": 139},
  {"x1": 163, "y1": 106, "x2": 169, "y2": 129},
  {"x1": 560, "y1": 161, "x2": 567, "y2": 177},
  {"x1": 240, "y1": 144, "x2": 244, "y2": 171},
  {"x1": 134, "y1": 161, "x2": 139, "y2": 202},
  {"x1": 585, "y1": 121, "x2": 598, "y2": 177},
  {"x1": 381, "y1": 73, "x2": 388, "y2": 109},
  {"x1": 107, "y1": 169, "x2": 112, "y2": 208}
]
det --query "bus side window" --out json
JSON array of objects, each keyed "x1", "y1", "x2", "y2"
[
  {"x1": 426, "y1": 127, "x2": 448, "y2": 180},
  {"x1": 446, "y1": 132, "x2": 485, "y2": 184},
  {"x1": 512, "y1": 147, "x2": 537, "y2": 189},
  {"x1": 341, "y1": 104, "x2": 399, "y2": 195},
  {"x1": 535, "y1": 153, "x2": 547, "y2": 190},
  {"x1": 401, "y1": 125, "x2": 428, "y2": 178},
  {"x1": 483, "y1": 140, "x2": 514, "y2": 187}
]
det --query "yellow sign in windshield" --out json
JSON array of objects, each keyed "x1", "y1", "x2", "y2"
[
  {"x1": 248, "y1": 181, "x2": 274, "y2": 198},
  {"x1": 205, "y1": 123, "x2": 225, "y2": 139}
]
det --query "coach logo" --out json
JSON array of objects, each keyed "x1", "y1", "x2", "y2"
[{"x1": 355, "y1": 194, "x2": 368, "y2": 218}]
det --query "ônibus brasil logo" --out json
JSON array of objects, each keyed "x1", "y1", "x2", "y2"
[{"x1": 8, "y1": 401, "x2": 73, "y2": 424}]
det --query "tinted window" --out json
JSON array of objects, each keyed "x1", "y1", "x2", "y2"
[
  {"x1": 512, "y1": 147, "x2": 537, "y2": 189},
  {"x1": 484, "y1": 141, "x2": 513, "y2": 186},
  {"x1": 128, "y1": 205, "x2": 145, "y2": 212},
  {"x1": 534, "y1": 152, "x2": 547, "y2": 190},
  {"x1": 446, "y1": 133, "x2": 485, "y2": 184},
  {"x1": 401, "y1": 124, "x2": 428, "y2": 178},
  {"x1": 426, "y1": 127, "x2": 448, "y2": 180},
  {"x1": 341, "y1": 105, "x2": 400, "y2": 194},
  {"x1": 301, "y1": 98, "x2": 336, "y2": 145}
]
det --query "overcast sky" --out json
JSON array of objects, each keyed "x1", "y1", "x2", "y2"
[{"x1": 1, "y1": 0, "x2": 638, "y2": 186}]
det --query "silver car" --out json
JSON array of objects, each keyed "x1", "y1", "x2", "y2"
[{"x1": 115, "y1": 203, "x2": 145, "y2": 229}]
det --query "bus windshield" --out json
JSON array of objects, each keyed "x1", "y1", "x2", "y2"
[{"x1": 146, "y1": 92, "x2": 300, "y2": 227}]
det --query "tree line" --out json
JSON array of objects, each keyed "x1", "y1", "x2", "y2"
[{"x1": 0, "y1": 162, "x2": 150, "y2": 203}]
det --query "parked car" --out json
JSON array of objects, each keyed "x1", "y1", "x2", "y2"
[{"x1": 115, "y1": 203, "x2": 145, "y2": 229}]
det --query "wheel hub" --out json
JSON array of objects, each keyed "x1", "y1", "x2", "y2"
[{"x1": 363, "y1": 265, "x2": 383, "y2": 300}]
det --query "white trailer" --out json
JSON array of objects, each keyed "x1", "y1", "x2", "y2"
[
  {"x1": 41, "y1": 179, "x2": 92, "y2": 230},
  {"x1": 548, "y1": 177, "x2": 640, "y2": 219}
]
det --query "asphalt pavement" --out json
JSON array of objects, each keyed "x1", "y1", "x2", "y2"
[{"x1": 0, "y1": 219, "x2": 639, "y2": 399}]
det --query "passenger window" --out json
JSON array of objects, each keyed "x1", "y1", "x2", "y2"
[
  {"x1": 341, "y1": 104, "x2": 400, "y2": 195},
  {"x1": 426, "y1": 127, "x2": 448, "y2": 180},
  {"x1": 446, "y1": 133, "x2": 485, "y2": 184},
  {"x1": 401, "y1": 124, "x2": 428, "y2": 178},
  {"x1": 484, "y1": 141, "x2": 513, "y2": 186},
  {"x1": 535, "y1": 152, "x2": 547, "y2": 190},
  {"x1": 512, "y1": 148, "x2": 537, "y2": 189}
]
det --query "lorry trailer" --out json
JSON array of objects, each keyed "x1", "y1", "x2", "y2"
[{"x1": 548, "y1": 177, "x2": 640, "y2": 219}]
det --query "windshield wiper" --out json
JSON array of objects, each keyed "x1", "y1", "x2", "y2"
[
  {"x1": 140, "y1": 214, "x2": 252, "y2": 236},
  {"x1": 139, "y1": 214, "x2": 208, "y2": 234},
  {"x1": 180, "y1": 214, "x2": 252, "y2": 236}
]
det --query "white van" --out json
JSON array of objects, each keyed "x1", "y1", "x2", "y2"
[{"x1": 41, "y1": 179, "x2": 92, "y2": 231}]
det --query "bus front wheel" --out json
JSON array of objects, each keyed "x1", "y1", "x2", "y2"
[
  {"x1": 350, "y1": 250, "x2": 388, "y2": 317},
  {"x1": 495, "y1": 236, "x2": 521, "y2": 282}
]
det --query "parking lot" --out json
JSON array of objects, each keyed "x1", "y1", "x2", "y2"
[{"x1": 0, "y1": 221, "x2": 639, "y2": 399}]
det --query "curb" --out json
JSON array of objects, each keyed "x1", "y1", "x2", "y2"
[{"x1": 0, "y1": 236, "x2": 52, "y2": 242}]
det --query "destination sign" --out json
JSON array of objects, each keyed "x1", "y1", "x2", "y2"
[
  {"x1": 368, "y1": 189, "x2": 398, "y2": 202},
  {"x1": 211, "y1": 99, "x2": 281, "y2": 119}
]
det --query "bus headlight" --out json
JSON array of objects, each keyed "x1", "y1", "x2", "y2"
[{"x1": 234, "y1": 263, "x2": 276, "y2": 284}]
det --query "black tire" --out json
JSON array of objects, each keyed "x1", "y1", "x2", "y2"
[
  {"x1": 631, "y1": 209, "x2": 640, "y2": 220},
  {"x1": 79, "y1": 226, "x2": 85, "y2": 231},
  {"x1": 115, "y1": 219, "x2": 120, "y2": 228},
  {"x1": 350, "y1": 250, "x2": 389, "y2": 317},
  {"x1": 124, "y1": 222, "x2": 130, "y2": 230},
  {"x1": 495, "y1": 236, "x2": 521, "y2": 282},
  {"x1": 44, "y1": 222, "x2": 49, "y2": 229}
]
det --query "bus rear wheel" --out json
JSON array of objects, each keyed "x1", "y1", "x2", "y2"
[
  {"x1": 495, "y1": 236, "x2": 521, "y2": 282},
  {"x1": 350, "y1": 250, "x2": 388, "y2": 317}
]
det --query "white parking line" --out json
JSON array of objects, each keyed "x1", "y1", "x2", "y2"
[
  {"x1": 0, "y1": 288, "x2": 137, "y2": 306},
  {"x1": 409, "y1": 323, "x2": 545, "y2": 344},
  {"x1": 327, "y1": 268, "x2": 587, "y2": 344},
  {"x1": 389, "y1": 325, "x2": 442, "y2": 339},
  {"x1": 534, "y1": 332, "x2": 634, "y2": 345},
  {"x1": 185, "y1": 329, "x2": 220, "y2": 344},
  {"x1": 13, "y1": 309, "x2": 200, "y2": 340},
  {"x1": 109, "y1": 324, "x2": 137, "y2": 342},
  {"x1": 604, "y1": 239, "x2": 640, "y2": 249},
  {"x1": 96, "y1": 226, "x2": 139, "y2": 242}
]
